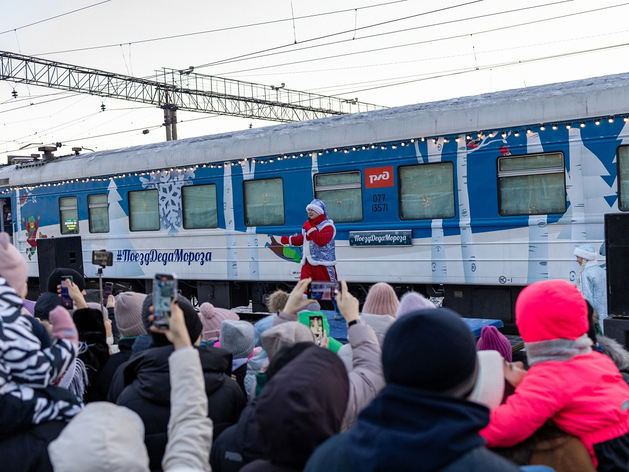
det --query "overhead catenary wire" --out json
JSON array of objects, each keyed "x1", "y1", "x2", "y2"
[
  {"x1": 214, "y1": 0, "x2": 618, "y2": 76},
  {"x1": 32, "y1": 0, "x2": 411, "y2": 57}
]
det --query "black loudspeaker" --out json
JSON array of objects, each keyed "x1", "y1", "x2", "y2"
[
  {"x1": 36, "y1": 236, "x2": 84, "y2": 294},
  {"x1": 605, "y1": 214, "x2": 629, "y2": 317}
]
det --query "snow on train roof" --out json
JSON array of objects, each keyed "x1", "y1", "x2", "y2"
[{"x1": 4, "y1": 71, "x2": 629, "y2": 187}]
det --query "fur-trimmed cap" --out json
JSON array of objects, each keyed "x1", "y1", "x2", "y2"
[
  {"x1": 306, "y1": 199, "x2": 327, "y2": 217},
  {"x1": 574, "y1": 244, "x2": 597, "y2": 261}
]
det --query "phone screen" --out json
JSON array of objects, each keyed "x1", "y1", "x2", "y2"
[
  {"x1": 153, "y1": 274, "x2": 177, "y2": 328},
  {"x1": 60, "y1": 276, "x2": 73, "y2": 309},
  {"x1": 104, "y1": 282, "x2": 113, "y2": 299},
  {"x1": 308, "y1": 281, "x2": 339, "y2": 301},
  {"x1": 309, "y1": 315, "x2": 324, "y2": 345}
]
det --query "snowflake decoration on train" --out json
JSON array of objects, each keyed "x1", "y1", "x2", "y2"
[{"x1": 140, "y1": 169, "x2": 195, "y2": 235}]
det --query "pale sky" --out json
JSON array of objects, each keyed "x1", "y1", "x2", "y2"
[{"x1": 1, "y1": 0, "x2": 629, "y2": 163}]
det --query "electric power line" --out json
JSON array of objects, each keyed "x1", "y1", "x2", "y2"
[{"x1": 0, "y1": 0, "x2": 112, "y2": 36}]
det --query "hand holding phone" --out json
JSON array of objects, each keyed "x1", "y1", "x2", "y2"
[
  {"x1": 60, "y1": 276, "x2": 74, "y2": 309},
  {"x1": 153, "y1": 273, "x2": 177, "y2": 329}
]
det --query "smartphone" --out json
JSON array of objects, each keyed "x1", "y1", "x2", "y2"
[
  {"x1": 309, "y1": 315, "x2": 324, "y2": 346},
  {"x1": 153, "y1": 273, "x2": 177, "y2": 329},
  {"x1": 103, "y1": 282, "x2": 113, "y2": 303},
  {"x1": 308, "y1": 281, "x2": 340, "y2": 301},
  {"x1": 60, "y1": 276, "x2": 73, "y2": 309}
]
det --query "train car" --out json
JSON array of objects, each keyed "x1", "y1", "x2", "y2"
[{"x1": 1, "y1": 72, "x2": 628, "y2": 324}]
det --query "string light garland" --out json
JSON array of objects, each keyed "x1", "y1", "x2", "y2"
[{"x1": 2, "y1": 114, "x2": 628, "y2": 194}]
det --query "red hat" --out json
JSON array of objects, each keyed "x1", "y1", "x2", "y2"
[{"x1": 516, "y1": 279, "x2": 588, "y2": 343}]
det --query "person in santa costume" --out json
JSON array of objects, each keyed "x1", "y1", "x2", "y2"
[{"x1": 280, "y1": 199, "x2": 338, "y2": 283}]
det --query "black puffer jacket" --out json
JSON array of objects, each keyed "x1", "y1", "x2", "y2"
[{"x1": 111, "y1": 344, "x2": 246, "y2": 472}]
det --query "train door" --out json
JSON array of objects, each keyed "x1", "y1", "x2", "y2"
[{"x1": 0, "y1": 197, "x2": 13, "y2": 242}]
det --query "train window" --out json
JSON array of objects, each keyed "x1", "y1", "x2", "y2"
[
  {"x1": 618, "y1": 146, "x2": 629, "y2": 210},
  {"x1": 59, "y1": 196, "x2": 79, "y2": 234},
  {"x1": 398, "y1": 162, "x2": 456, "y2": 220},
  {"x1": 314, "y1": 171, "x2": 363, "y2": 223},
  {"x1": 88, "y1": 193, "x2": 109, "y2": 233},
  {"x1": 498, "y1": 152, "x2": 566, "y2": 216},
  {"x1": 243, "y1": 178, "x2": 284, "y2": 226},
  {"x1": 129, "y1": 189, "x2": 160, "y2": 231},
  {"x1": 182, "y1": 184, "x2": 218, "y2": 229}
]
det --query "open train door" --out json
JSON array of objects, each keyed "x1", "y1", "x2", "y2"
[
  {"x1": 603, "y1": 213, "x2": 629, "y2": 347},
  {"x1": 0, "y1": 197, "x2": 14, "y2": 242}
]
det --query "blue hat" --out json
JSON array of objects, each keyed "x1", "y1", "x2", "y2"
[
  {"x1": 306, "y1": 199, "x2": 327, "y2": 218},
  {"x1": 574, "y1": 244, "x2": 597, "y2": 261}
]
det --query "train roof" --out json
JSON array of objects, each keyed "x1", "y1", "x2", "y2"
[{"x1": 3, "y1": 71, "x2": 629, "y2": 187}]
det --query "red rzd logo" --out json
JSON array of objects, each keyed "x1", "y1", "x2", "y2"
[{"x1": 365, "y1": 166, "x2": 394, "y2": 188}]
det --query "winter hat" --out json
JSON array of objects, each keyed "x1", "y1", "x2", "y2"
[
  {"x1": 48, "y1": 402, "x2": 149, "y2": 472},
  {"x1": 87, "y1": 302, "x2": 108, "y2": 325},
  {"x1": 574, "y1": 243, "x2": 597, "y2": 261},
  {"x1": 516, "y1": 279, "x2": 588, "y2": 343},
  {"x1": 476, "y1": 325, "x2": 512, "y2": 362},
  {"x1": 114, "y1": 292, "x2": 147, "y2": 338},
  {"x1": 73, "y1": 306, "x2": 106, "y2": 337},
  {"x1": 34, "y1": 292, "x2": 62, "y2": 321},
  {"x1": 306, "y1": 199, "x2": 327, "y2": 217},
  {"x1": 47, "y1": 268, "x2": 86, "y2": 293},
  {"x1": 362, "y1": 283, "x2": 399, "y2": 317},
  {"x1": 395, "y1": 291, "x2": 436, "y2": 318},
  {"x1": 219, "y1": 320, "x2": 255, "y2": 359},
  {"x1": 141, "y1": 294, "x2": 203, "y2": 347},
  {"x1": 261, "y1": 322, "x2": 316, "y2": 361},
  {"x1": 468, "y1": 350, "x2": 505, "y2": 411},
  {"x1": 198, "y1": 302, "x2": 239, "y2": 342},
  {"x1": 254, "y1": 315, "x2": 275, "y2": 347},
  {"x1": 300, "y1": 295, "x2": 321, "y2": 313},
  {"x1": 21, "y1": 298, "x2": 36, "y2": 316},
  {"x1": 383, "y1": 308, "x2": 478, "y2": 397},
  {"x1": 0, "y1": 232, "x2": 28, "y2": 293}
]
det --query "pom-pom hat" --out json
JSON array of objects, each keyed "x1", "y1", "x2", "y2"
[
  {"x1": 198, "y1": 302, "x2": 239, "y2": 342},
  {"x1": 0, "y1": 232, "x2": 28, "y2": 293},
  {"x1": 516, "y1": 279, "x2": 588, "y2": 343}
]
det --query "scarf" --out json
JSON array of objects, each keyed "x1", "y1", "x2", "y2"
[{"x1": 526, "y1": 334, "x2": 593, "y2": 366}]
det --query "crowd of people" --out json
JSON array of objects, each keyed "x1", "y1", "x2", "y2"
[{"x1": 1, "y1": 226, "x2": 628, "y2": 471}]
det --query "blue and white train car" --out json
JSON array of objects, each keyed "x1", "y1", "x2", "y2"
[{"x1": 2, "y1": 72, "x2": 628, "y2": 322}]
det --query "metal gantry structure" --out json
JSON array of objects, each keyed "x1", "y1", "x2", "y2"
[{"x1": 0, "y1": 50, "x2": 385, "y2": 140}]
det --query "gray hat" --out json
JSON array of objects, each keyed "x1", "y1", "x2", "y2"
[
  {"x1": 219, "y1": 320, "x2": 255, "y2": 359},
  {"x1": 114, "y1": 292, "x2": 147, "y2": 338},
  {"x1": 260, "y1": 322, "x2": 315, "y2": 361}
]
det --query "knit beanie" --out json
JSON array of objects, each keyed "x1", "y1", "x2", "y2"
[
  {"x1": 574, "y1": 243, "x2": 597, "y2": 261},
  {"x1": 300, "y1": 295, "x2": 321, "y2": 313},
  {"x1": 383, "y1": 308, "x2": 478, "y2": 397},
  {"x1": 34, "y1": 292, "x2": 62, "y2": 321},
  {"x1": 22, "y1": 298, "x2": 36, "y2": 316},
  {"x1": 219, "y1": 320, "x2": 255, "y2": 359},
  {"x1": 362, "y1": 283, "x2": 399, "y2": 317},
  {"x1": 468, "y1": 350, "x2": 505, "y2": 411},
  {"x1": 476, "y1": 325, "x2": 512, "y2": 362},
  {"x1": 306, "y1": 199, "x2": 327, "y2": 217},
  {"x1": 47, "y1": 268, "x2": 86, "y2": 293},
  {"x1": 395, "y1": 291, "x2": 436, "y2": 318},
  {"x1": 114, "y1": 292, "x2": 147, "y2": 338},
  {"x1": 261, "y1": 322, "x2": 316, "y2": 361},
  {"x1": 48, "y1": 402, "x2": 149, "y2": 472},
  {"x1": 0, "y1": 232, "x2": 28, "y2": 293},
  {"x1": 198, "y1": 302, "x2": 239, "y2": 342},
  {"x1": 141, "y1": 294, "x2": 203, "y2": 346},
  {"x1": 516, "y1": 279, "x2": 588, "y2": 343}
]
